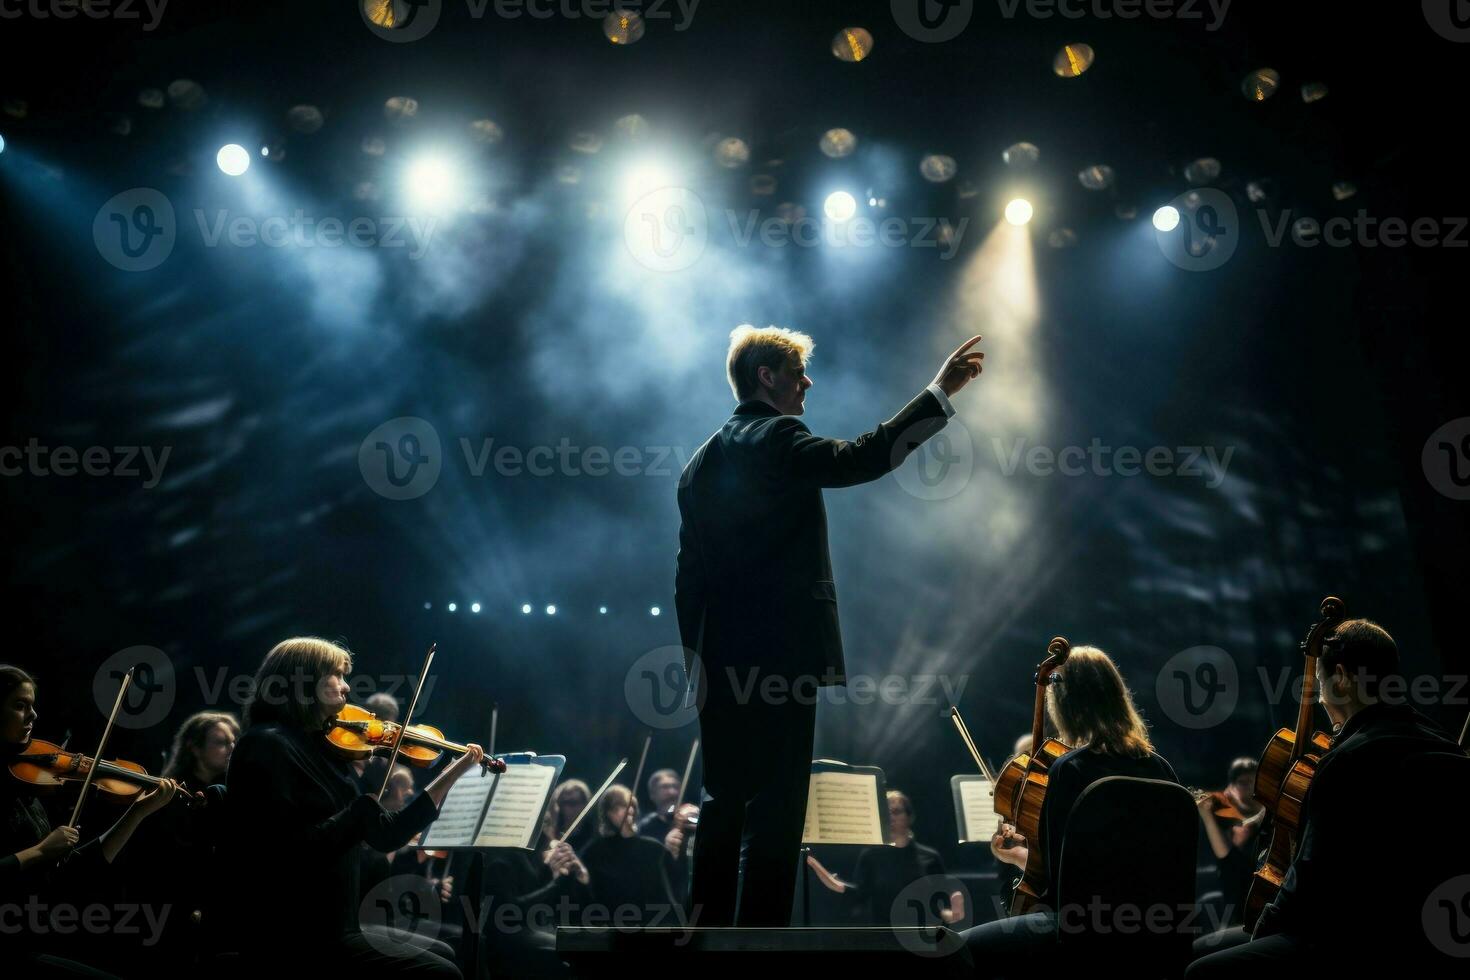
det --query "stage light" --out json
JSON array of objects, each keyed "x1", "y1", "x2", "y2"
[
  {"x1": 621, "y1": 160, "x2": 676, "y2": 204},
  {"x1": 650, "y1": 606, "x2": 661, "y2": 617},
  {"x1": 448, "y1": 602, "x2": 458, "y2": 613},
  {"x1": 471, "y1": 602, "x2": 482, "y2": 613},
  {"x1": 599, "y1": 606, "x2": 608, "y2": 614},
  {"x1": 423, "y1": 602, "x2": 432, "y2": 610},
  {"x1": 216, "y1": 143, "x2": 250, "y2": 176},
  {"x1": 0, "y1": 133, "x2": 6, "y2": 154},
  {"x1": 520, "y1": 603, "x2": 532, "y2": 614},
  {"x1": 545, "y1": 604, "x2": 557, "y2": 615},
  {"x1": 1153, "y1": 205, "x2": 1181, "y2": 232},
  {"x1": 1005, "y1": 199, "x2": 1033, "y2": 226},
  {"x1": 404, "y1": 152, "x2": 463, "y2": 211},
  {"x1": 824, "y1": 191, "x2": 857, "y2": 223}
]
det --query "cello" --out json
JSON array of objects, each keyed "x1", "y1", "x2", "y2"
[
  {"x1": 992, "y1": 636, "x2": 1073, "y2": 915},
  {"x1": 1243, "y1": 595, "x2": 1345, "y2": 928}
]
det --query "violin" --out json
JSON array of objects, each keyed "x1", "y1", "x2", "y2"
[
  {"x1": 326, "y1": 704, "x2": 506, "y2": 774},
  {"x1": 1244, "y1": 595, "x2": 1345, "y2": 928},
  {"x1": 993, "y1": 636, "x2": 1073, "y2": 915},
  {"x1": 9, "y1": 739, "x2": 200, "y2": 807},
  {"x1": 1190, "y1": 788, "x2": 1246, "y2": 823}
]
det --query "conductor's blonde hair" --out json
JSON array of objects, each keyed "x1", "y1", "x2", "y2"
[{"x1": 726, "y1": 324, "x2": 814, "y2": 401}]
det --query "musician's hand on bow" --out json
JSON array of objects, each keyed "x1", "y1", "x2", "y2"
[
  {"x1": 664, "y1": 828, "x2": 684, "y2": 860},
  {"x1": 932, "y1": 334, "x2": 985, "y2": 398}
]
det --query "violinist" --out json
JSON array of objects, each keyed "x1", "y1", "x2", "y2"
[
  {"x1": 1196, "y1": 757, "x2": 1267, "y2": 926},
  {"x1": 635, "y1": 769, "x2": 696, "y2": 902},
  {"x1": 635, "y1": 769, "x2": 682, "y2": 842},
  {"x1": 579, "y1": 784, "x2": 679, "y2": 925},
  {"x1": 213, "y1": 637, "x2": 484, "y2": 977},
  {"x1": 545, "y1": 778, "x2": 595, "y2": 855},
  {"x1": 1186, "y1": 619, "x2": 1467, "y2": 975},
  {"x1": 2, "y1": 664, "x2": 180, "y2": 978},
  {"x1": 961, "y1": 646, "x2": 1179, "y2": 974},
  {"x1": 480, "y1": 805, "x2": 592, "y2": 977}
]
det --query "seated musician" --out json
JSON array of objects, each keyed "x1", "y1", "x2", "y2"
[
  {"x1": 961, "y1": 646, "x2": 1179, "y2": 973},
  {"x1": 579, "y1": 784, "x2": 680, "y2": 925},
  {"x1": 213, "y1": 637, "x2": 484, "y2": 977},
  {"x1": 805, "y1": 788, "x2": 965, "y2": 926},
  {"x1": 634, "y1": 768, "x2": 697, "y2": 902},
  {"x1": 2, "y1": 664, "x2": 179, "y2": 979},
  {"x1": 480, "y1": 806, "x2": 592, "y2": 977},
  {"x1": 1195, "y1": 756, "x2": 1268, "y2": 927},
  {"x1": 1186, "y1": 619, "x2": 1467, "y2": 974},
  {"x1": 546, "y1": 778, "x2": 595, "y2": 855}
]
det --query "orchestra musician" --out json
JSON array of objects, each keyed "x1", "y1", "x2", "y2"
[
  {"x1": 675, "y1": 324, "x2": 984, "y2": 926},
  {"x1": 545, "y1": 778, "x2": 595, "y2": 855},
  {"x1": 805, "y1": 789, "x2": 965, "y2": 926},
  {"x1": 635, "y1": 768, "x2": 683, "y2": 842},
  {"x1": 1195, "y1": 756, "x2": 1268, "y2": 926},
  {"x1": 212, "y1": 637, "x2": 484, "y2": 977},
  {"x1": 961, "y1": 646, "x2": 1180, "y2": 974},
  {"x1": 579, "y1": 784, "x2": 680, "y2": 925},
  {"x1": 1186, "y1": 619, "x2": 1469, "y2": 974},
  {"x1": 2, "y1": 664, "x2": 180, "y2": 979},
  {"x1": 480, "y1": 805, "x2": 591, "y2": 978}
]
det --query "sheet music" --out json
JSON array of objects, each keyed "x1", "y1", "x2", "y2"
[
  {"x1": 420, "y1": 769, "x2": 496, "y2": 848},
  {"x1": 473, "y1": 760, "x2": 558, "y2": 849},
  {"x1": 803, "y1": 770, "x2": 883, "y2": 845},
  {"x1": 956, "y1": 776, "x2": 997, "y2": 843}
]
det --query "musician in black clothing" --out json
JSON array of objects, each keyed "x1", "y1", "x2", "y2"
[
  {"x1": 961, "y1": 646, "x2": 1180, "y2": 975},
  {"x1": 479, "y1": 811, "x2": 590, "y2": 978},
  {"x1": 1196, "y1": 756, "x2": 1268, "y2": 927},
  {"x1": 1, "y1": 664, "x2": 180, "y2": 979},
  {"x1": 805, "y1": 789, "x2": 965, "y2": 926},
  {"x1": 213, "y1": 637, "x2": 484, "y2": 977},
  {"x1": 545, "y1": 778, "x2": 595, "y2": 856},
  {"x1": 634, "y1": 768, "x2": 682, "y2": 842},
  {"x1": 580, "y1": 784, "x2": 679, "y2": 925},
  {"x1": 1186, "y1": 619, "x2": 1470, "y2": 975},
  {"x1": 676, "y1": 325, "x2": 984, "y2": 927}
]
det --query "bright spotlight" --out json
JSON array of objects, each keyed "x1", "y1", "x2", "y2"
[
  {"x1": 447, "y1": 602, "x2": 458, "y2": 613},
  {"x1": 216, "y1": 143, "x2": 251, "y2": 177},
  {"x1": 471, "y1": 602, "x2": 482, "y2": 614},
  {"x1": 1004, "y1": 198, "x2": 1033, "y2": 226},
  {"x1": 1153, "y1": 205, "x2": 1181, "y2": 232},
  {"x1": 423, "y1": 602, "x2": 432, "y2": 610},
  {"x1": 546, "y1": 604, "x2": 557, "y2": 616},
  {"x1": 404, "y1": 153, "x2": 463, "y2": 211},
  {"x1": 622, "y1": 160, "x2": 676, "y2": 203},
  {"x1": 650, "y1": 606, "x2": 661, "y2": 617},
  {"x1": 0, "y1": 133, "x2": 7, "y2": 154},
  {"x1": 521, "y1": 603, "x2": 532, "y2": 614},
  {"x1": 599, "y1": 606, "x2": 608, "y2": 614},
  {"x1": 824, "y1": 191, "x2": 858, "y2": 223}
]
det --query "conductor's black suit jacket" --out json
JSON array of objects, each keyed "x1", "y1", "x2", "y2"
[{"x1": 674, "y1": 387, "x2": 953, "y2": 696}]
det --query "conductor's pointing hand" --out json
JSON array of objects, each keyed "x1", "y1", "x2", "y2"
[{"x1": 933, "y1": 334, "x2": 985, "y2": 398}]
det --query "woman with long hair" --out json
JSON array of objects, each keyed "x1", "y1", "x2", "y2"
[
  {"x1": 213, "y1": 638, "x2": 484, "y2": 977},
  {"x1": 162, "y1": 710, "x2": 239, "y2": 788},
  {"x1": 578, "y1": 784, "x2": 678, "y2": 925},
  {"x1": 1, "y1": 664, "x2": 179, "y2": 978},
  {"x1": 961, "y1": 646, "x2": 1180, "y2": 974}
]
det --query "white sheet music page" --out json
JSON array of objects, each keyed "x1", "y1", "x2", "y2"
[
  {"x1": 802, "y1": 770, "x2": 883, "y2": 845},
  {"x1": 957, "y1": 776, "x2": 996, "y2": 843},
  {"x1": 473, "y1": 761, "x2": 558, "y2": 848},
  {"x1": 421, "y1": 769, "x2": 496, "y2": 848}
]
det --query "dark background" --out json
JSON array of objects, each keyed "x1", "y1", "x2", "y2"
[{"x1": 1, "y1": 0, "x2": 1466, "y2": 880}]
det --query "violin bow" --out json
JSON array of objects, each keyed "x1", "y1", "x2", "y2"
[
  {"x1": 377, "y1": 643, "x2": 436, "y2": 799},
  {"x1": 621, "y1": 730, "x2": 653, "y2": 835},
  {"x1": 488, "y1": 702, "x2": 499, "y2": 758},
  {"x1": 70, "y1": 666, "x2": 134, "y2": 827},
  {"x1": 670, "y1": 738, "x2": 700, "y2": 827},
  {"x1": 562, "y1": 758, "x2": 629, "y2": 843}
]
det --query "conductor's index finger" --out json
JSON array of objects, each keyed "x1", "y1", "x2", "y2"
[{"x1": 950, "y1": 334, "x2": 983, "y2": 357}]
